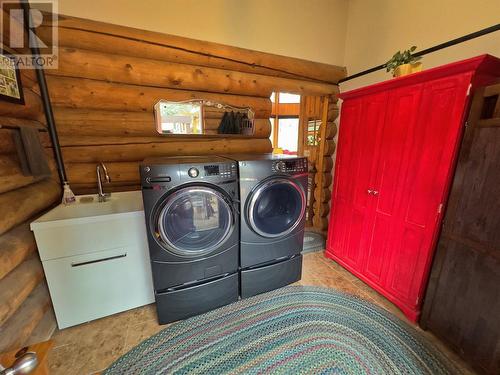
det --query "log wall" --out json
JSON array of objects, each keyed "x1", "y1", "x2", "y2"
[
  {"x1": 40, "y1": 13, "x2": 343, "y2": 194},
  {"x1": 299, "y1": 95, "x2": 339, "y2": 232},
  {"x1": 0, "y1": 7, "x2": 345, "y2": 352},
  {"x1": 0, "y1": 40, "x2": 60, "y2": 353}
]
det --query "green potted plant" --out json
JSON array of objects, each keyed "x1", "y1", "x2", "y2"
[{"x1": 385, "y1": 46, "x2": 423, "y2": 77}]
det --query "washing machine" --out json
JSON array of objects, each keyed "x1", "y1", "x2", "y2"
[
  {"x1": 222, "y1": 154, "x2": 308, "y2": 298},
  {"x1": 140, "y1": 156, "x2": 239, "y2": 324}
]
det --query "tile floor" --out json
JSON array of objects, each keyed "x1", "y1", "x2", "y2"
[{"x1": 47, "y1": 252, "x2": 475, "y2": 374}]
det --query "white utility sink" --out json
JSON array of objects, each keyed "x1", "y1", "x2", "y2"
[
  {"x1": 32, "y1": 190, "x2": 144, "y2": 226},
  {"x1": 31, "y1": 190, "x2": 155, "y2": 329}
]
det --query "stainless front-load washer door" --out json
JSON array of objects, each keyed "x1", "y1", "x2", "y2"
[
  {"x1": 247, "y1": 177, "x2": 306, "y2": 238},
  {"x1": 154, "y1": 185, "x2": 234, "y2": 257}
]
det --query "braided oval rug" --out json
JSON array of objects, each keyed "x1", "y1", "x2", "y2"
[{"x1": 104, "y1": 286, "x2": 460, "y2": 375}]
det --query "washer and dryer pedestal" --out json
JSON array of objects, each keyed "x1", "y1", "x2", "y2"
[
  {"x1": 223, "y1": 154, "x2": 308, "y2": 298},
  {"x1": 239, "y1": 255, "x2": 303, "y2": 298},
  {"x1": 140, "y1": 156, "x2": 240, "y2": 324}
]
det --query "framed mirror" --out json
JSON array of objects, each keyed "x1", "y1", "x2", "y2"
[
  {"x1": 154, "y1": 100, "x2": 203, "y2": 135},
  {"x1": 154, "y1": 99, "x2": 255, "y2": 136}
]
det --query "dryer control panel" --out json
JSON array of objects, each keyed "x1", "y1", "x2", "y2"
[{"x1": 272, "y1": 158, "x2": 308, "y2": 174}]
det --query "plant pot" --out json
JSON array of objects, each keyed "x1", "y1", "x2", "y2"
[{"x1": 393, "y1": 62, "x2": 423, "y2": 77}]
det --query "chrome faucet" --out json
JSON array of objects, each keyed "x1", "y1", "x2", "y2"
[{"x1": 96, "y1": 162, "x2": 111, "y2": 202}]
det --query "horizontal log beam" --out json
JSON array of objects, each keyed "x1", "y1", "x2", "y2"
[
  {"x1": 0, "y1": 257, "x2": 44, "y2": 327},
  {"x1": 0, "y1": 129, "x2": 51, "y2": 156},
  {"x1": 37, "y1": 25, "x2": 309, "y2": 81},
  {"x1": 0, "y1": 129, "x2": 16, "y2": 155},
  {"x1": 203, "y1": 118, "x2": 271, "y2": 138},
  {"x1": 0, "y1": 117, "x2": 45, "y2": 130},
  {"x1": 67, "y1": 161, "x2": 140, "y2": 186},
  {"x1": 0, "y1": 89, "x2": 43, "y2": 120},
  {"x1": 0, "y1": 223, "x2": 36, "y2": 280},
  {"x1": 0, "y1": 282, "x2": 51, "y2": 352},
  {"x1": 253, "y1": 119, "x2": 273, "y2": 138},
  {"x1": 24, "y1": 308, "x2": 57, "y2": 347},
  {"x1": 71, "y1": 183, "x2": 141, "y2": 195},
  {"x1": 53, "y1": 107, "x2": 157, "y2": 137},
  {"x1": 40, "y1": 15, "x2": 346, "y2": 84},
  {"x1": 49, "y1": 47, "x2": 338, "y2": 97},
  {"x1": 0, "y1": 179, "x2": 61, "y2": 236},
  {"x1": 0, "y1": 154, "x2": 55, "y2": 194},
  {"x1": 60, "y1": 138, "x2": 272, "y2": 163},
  {"x1": 44, "y1": 76, "x2": 272, "y2": 118},
  {"x1": 52, "y1": 109, "x2": 271, "y2": 140},
  {"x1": 58, "y1": 133, "x2": 270, "y2": 147},
  {"x1": 20, "y1": 69, "x2": 38, "y2": 90}
]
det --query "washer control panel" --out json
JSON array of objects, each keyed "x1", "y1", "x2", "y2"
[
  {"x1": 142, "y1": 162, "x2": 237, "y2": 188},
  {"x1": 141, "y1": 165, "x2": 174, "y2": 190},
  {"x1": 272, "y1": 158, "x2": 307, "y2": 174},
  {"x1": 203, "y1": 163, "x2": 237, "y2": 178}
]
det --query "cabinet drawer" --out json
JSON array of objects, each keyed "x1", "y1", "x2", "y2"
[
  {"x1": 34, "y1": 213, "x2": 147, "y2": 261},
  {"x1": 240, "y1": 255, "x2": 302, "y2": 298},
  {"x1": 155, "y1": 272, "x2": 239, "y2": 324},
  {"x1": 42, "y1": 245, "x2": 154, "y2": 329}
]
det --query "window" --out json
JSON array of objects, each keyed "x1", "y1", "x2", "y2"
[
  {"x1": 278, "y1": 93, "x2": 301, "y2": 104},
  {"x1": 269, "y1": 117, "x2": 275, "y2": 144},
  {"x1": 307, "y1": 120, "x2": 321, "y2": 146},
  {"x1": 270, "y1": 92, "x2": 301, "y2": 154},
  {"x1": 277, "y1": 118, "x2": 299, "y2": 153}
]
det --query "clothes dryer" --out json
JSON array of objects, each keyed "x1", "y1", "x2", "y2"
[{"x1": 222, "y1": 154, "x2": 307, "y2": 298}]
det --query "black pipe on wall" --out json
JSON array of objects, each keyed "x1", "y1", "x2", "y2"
[
  {"x1": 21, "y1": 0, "x2": 67, "y2": 184},
  {"x1": 339, "y1": 24, "x2": 500, "y2": 84}
]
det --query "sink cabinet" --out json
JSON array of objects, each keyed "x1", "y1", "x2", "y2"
[{"x1": 31, "y1": 191, "x2": 155, "y2": 329}]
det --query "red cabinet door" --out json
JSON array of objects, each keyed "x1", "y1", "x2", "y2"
[
  {"x1": 327, "y1": 92, "x2": 387, "y2": 271},
  {"x1": 383, "y1": 73, "x2": 473, "y2": 313},
  {"x1": 361, "y1": 83, "x2": 423, "y2": 286},
  {"x1": 327, "y1": 71, "x2": 473, "y2": 322}
]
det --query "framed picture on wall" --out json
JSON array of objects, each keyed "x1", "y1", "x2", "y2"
[{"x1": 0, "y1": 52, "x2": 24, "y2": 105}]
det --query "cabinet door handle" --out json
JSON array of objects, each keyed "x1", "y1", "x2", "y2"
[
  {"x1": 71, "y1": 253, "x2": 127, "y2": 267},
  {"x1": 372, "y1": 190, "x2": 379, "y2": 196},
  {"x1": 367, "y1": 189, "x2": 373, "y2": 194}
]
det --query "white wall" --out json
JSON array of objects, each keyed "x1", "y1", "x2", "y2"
[
  {"x1": 341, "y1": 0, "x2": 500, "y2": 91},
  {"x1": 54, "y1": 0, "x2": 349, "y2": 66},
  {"x1": 49, "y1": 1, "x2": 500, "y2": 84}
]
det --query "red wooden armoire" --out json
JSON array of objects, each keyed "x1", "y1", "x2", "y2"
[{"x1": 326, "y1": 55, "x2": 500, "y2": 322}]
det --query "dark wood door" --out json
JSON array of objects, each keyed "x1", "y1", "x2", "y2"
[{"x1": 421, "y1": 83, "x2": 500, "y2": 375}]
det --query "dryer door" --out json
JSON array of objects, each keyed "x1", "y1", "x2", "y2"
[
  {"x1": 155, "y1": 186, "x2": 234, "y2": 257},
  {"x1": 247, "y1": 177, "x2": 306, "y2": 238}
]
